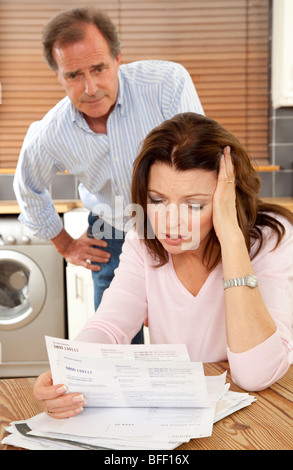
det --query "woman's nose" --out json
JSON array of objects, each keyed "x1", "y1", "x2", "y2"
[{"x1": 166, "y1": 203, "x2": 180, "y2": 230}]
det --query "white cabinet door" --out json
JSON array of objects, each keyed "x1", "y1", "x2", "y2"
[{"x1": 66, "y1": 264, "x2": 95, "y2": 339}]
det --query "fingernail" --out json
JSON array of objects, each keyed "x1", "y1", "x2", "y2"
[
  {"x1": 72, "y1": 394, "x2": 86, "y2": 404},
  {"x1": 74, "y1": 407, "x2": 84, "y2": 414},
  {"x1": 56, "y1": 385, "x2": 67, "y2": 394}
]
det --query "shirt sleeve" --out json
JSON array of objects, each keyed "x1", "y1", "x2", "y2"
[
  {"x1": 227, "y1": 218, "x2": 293, "y2": 391},
  {"x1": 13, "y1": 122, "x2": 65, "y2": 239},
  {"x1": 161, "y1": 62, "x2": 204, "y2": 119},
  {"x1": 76, "y1": 231, "x2": 148, "y2": 344}
]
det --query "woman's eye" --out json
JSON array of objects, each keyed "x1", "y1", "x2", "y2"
[
  {"x1": 149, "y1": 197, "x2": 164, "y2": 204},
  {"x1": 188, "y1": 204, "x2": 203, "y2": 211}
]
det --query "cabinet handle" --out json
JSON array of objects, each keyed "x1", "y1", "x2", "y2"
[{"x1": 75, "y1": 274, "x2": 83, "y2": 300}]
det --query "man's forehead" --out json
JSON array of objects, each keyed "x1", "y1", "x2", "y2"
[
  {"x1": 53, "y1": 24, "x2": 111, "y2": 68},
  {"x1": 53, "y1": 44, "x2": 110, "y2": 73}
]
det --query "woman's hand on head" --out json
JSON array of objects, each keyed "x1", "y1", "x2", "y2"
[
  {"x1": 212, "y1": 146, "x2": 243, "y2": 244},
  {"x1": 33, "y1": 370, "x2": 86, "y2": 419}
]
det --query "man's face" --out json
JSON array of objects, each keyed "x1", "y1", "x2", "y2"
[{"x1": 53, "y1": 23, "x2": 120, "y2": 121}]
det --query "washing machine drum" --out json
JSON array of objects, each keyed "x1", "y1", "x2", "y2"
[{"x1": 0, "y1": 250, "x2": 46, "y2": 330}]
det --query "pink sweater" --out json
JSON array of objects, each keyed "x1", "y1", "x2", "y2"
[{"x1": 78, "y1": 216, "x2": 293, "y2": 391}]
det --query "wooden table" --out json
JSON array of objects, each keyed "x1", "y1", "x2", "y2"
[{"x1": 0, "y1": 362, "x2": 292, "y2": 450}]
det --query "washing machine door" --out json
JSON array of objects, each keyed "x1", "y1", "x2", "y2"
[{"x1": 0, "y1": 250, "x2": 46, "y2": 330}]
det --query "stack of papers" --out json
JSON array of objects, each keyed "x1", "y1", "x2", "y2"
[{"x1": 2, "y1": 337, "x2": 256, "y2": 450}]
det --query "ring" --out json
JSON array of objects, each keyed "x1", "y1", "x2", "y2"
[
  {"x1": 85, "y1": 259, "x2": 92, "y2": 265},
  {"x1": 226, "y1": 180, "x2": 234, "y2": 184},
  {"x1": 46, "y1": 409, "x2": 54, "y2": 415}
]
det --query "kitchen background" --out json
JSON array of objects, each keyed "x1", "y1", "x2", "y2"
[{"x1": 0, "y1": 0, "x2": 292, "y2": 200}]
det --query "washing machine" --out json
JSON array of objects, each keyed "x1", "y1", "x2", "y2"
[{"x1": 0, "y1": 216, "x2": 66, "y2": 377}]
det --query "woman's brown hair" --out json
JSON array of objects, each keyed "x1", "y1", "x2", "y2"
[{"x1": 131, "y1": 112, "x2": 293, "y2": 268}]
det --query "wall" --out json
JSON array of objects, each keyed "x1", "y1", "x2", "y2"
[
  {"x1": 259, "y1": 0, "x2": 293, "y2": 198},
  {"x1": 1, "y1": 0, "x2": 291, "y2": 201}
]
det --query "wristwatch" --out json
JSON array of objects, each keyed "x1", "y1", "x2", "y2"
[{"x1": 224, "y1": 274, "x2": 258, "y2": 290}]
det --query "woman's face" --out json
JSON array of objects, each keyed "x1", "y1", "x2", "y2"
[{"x1": 147, "y1": 162, "x2": 217, "y2": 255}]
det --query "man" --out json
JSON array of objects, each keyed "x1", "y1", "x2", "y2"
[{"x1": 13, "y1": 7, "x2": 204, "y2": 343}]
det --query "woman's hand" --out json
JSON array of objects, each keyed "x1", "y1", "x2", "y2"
[
  {"x1": 212, "y1": 146, "x2": 243, "y2": 244},
  {"x1": 33, "y1": 370, "x2": 86, "y2": 419}
]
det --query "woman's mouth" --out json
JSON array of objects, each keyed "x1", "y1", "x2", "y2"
[{"x1": 164, "y1": 233, "x2": 189, "y2": 246}]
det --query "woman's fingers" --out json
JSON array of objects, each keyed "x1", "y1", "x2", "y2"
[
  {"x1": 46, "y1": 407, "x2": 84, "y2": 420},
  {"x1": 223, "y1": 146, "x2": 234, "y2": 182},
  {"x1": 218, "y1": 146, "x2": 234, "y2": 184},
  {"x1": 33, "y1": 370, "x2": 86, "y2": 419},
  {"x1": 45, "y1": 394, "x2": 86, "y2": 419}
]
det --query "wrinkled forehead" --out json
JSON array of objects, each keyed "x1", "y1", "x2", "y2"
[{"x1": 148, "y1": 162, "x2": 217, "y2": 198}]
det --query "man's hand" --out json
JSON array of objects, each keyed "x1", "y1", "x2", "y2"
[{"x1": 51, "y1": 228, "x2": 111, "y2": 270}]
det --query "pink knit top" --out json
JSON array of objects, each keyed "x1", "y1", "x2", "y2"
[{"x1": 78, "y1": 215, "x2": 293, "y2": 391}]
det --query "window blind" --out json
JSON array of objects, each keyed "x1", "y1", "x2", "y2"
[{"x1": 0, "y1": 0, "x2": 269, "y2": 168}]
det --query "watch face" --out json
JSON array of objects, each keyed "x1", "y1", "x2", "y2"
[{"x1": 247, "y1": 275, "x2": 258, "y2": 287}]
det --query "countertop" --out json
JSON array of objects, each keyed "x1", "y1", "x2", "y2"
[
  {"x1": 1, "y1": 363, "x2": 292, "y2": 450},
  {"x1": 0, "y1": 200, "x2": 83, "y2": 215},
  {"x1": 1, "y1": 198, "x2": 292, "y2": 215}
]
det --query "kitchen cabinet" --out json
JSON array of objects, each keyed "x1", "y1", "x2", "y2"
[
  {"x1": 66, "y1": 263, "x2": 95, "y2": 340},
  {"x1": 64, "y1": 208, "x2": 95, "y2": 339}
]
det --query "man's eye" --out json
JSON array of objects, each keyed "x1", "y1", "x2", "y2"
[
  {"x1": 67, "y1": 73, "x2": 79, "y2": 80},
  {"x1": 93, "y1": 66, "x2": 105, "y2": 74}
]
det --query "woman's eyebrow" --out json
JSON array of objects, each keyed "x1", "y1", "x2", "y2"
[{"x1": 148, "y1": 189, "x2": 213, "y2": 198}]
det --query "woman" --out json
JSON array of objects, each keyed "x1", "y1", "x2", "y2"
[{"x1": 34, "y1": 113, "x2": 293, "y2": 418}]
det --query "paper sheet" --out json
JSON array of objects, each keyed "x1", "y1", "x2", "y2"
[
  {"x1": 45, "y1": 337, "x2": 211, "y2": 408},
  {"x1": 1, "y1": 338, "x2": 256, "y2": 450},
  {"x1": 2, "y1": 385, "x2": 255, "y2": 450}
]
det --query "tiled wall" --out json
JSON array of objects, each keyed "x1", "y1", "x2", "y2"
[
  {"x1": 260, "y1": 0, "x2": 293, "y2": 198},
  {"x1": 0, "y1": 172, "x2": 78, "y2": 201},
  {"x1": 259, "y1": 107, "x2": 293, "y2": 198}
]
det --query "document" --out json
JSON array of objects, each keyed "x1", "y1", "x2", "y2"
[
  {"x1": 1, "y1": 337, "x2": 256, "y2": 450},
  {"x1": 45, "y1": 337, "x2": 211, "y2": 408},
  {"x1": 2, "y1": 387, "x2": 255, "y2": 450}
]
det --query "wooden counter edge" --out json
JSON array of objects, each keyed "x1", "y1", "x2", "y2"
[
  {"x1": 261, "y1": 197, "x2": 293, "y2": 212},
  {"x1": 0, "y1": 200, "x2": 83, "y2": 215}
]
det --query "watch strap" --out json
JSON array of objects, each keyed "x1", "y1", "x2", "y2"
[{"x1": 223, "y1": 274, "x2": 258, "y2": 290}]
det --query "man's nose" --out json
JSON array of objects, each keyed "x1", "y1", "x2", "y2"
[{"x1": 84, "y1": 75, "x2": 98, "y2": 96}]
